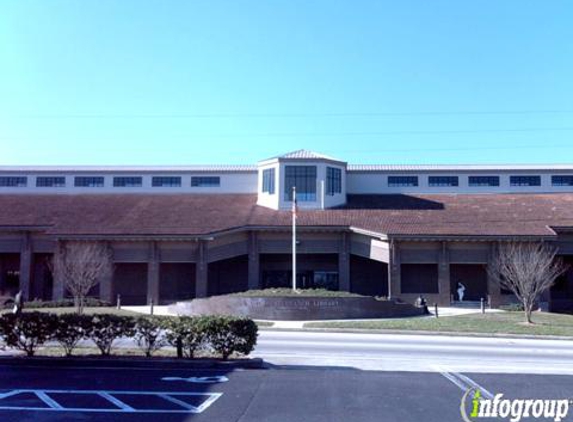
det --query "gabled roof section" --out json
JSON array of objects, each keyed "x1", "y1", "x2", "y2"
[
  {"x1": 1, "y1": 193, "x2": 573, "y2": 238},
  {"x1": 261, "y1": 149, "x2": 346, "y2": 163}
]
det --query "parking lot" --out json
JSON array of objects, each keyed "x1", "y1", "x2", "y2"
[{"x1": 0, "y1": 362, "x2": 572, "y2": 422}]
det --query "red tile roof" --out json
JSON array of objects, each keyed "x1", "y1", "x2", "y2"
[{"x1": 1, "y1": 193, "x2": 573, "y2": 238}]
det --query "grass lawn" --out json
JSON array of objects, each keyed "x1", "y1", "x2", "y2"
[{"x1": 304, "y1": 312, "x2": 573, "y2": 337}]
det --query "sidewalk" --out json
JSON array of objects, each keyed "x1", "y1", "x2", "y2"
[
  {"x1": 122, "y1": 305, "x2": 175, "y2": 316},
  {"x1": 123, "y1": 305, "x2": 504, "y2": 330}
]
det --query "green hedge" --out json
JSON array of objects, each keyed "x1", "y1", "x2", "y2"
[
  {"x1": 228, "y1": 288, "x2": 366, "y2": 298},
  {"x1": 0, "y1": 313, "x2": 258, "y2": 359},
  {"x1": 3, "y1": 298, "x2": 111, "y2": 310}
]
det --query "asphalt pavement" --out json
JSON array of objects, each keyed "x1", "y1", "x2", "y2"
[
  {"x1": 0, "y1": 363, "x2": 572, "y2": 422},
  {"x1": 1, "y1": 330, "x2": 573, "y2": 421},
  {"x1": 254, "y1": 330, "x2": 573, "y2": 374}
]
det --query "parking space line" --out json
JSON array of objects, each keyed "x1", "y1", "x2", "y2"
[
  {"x1": 453, "y1": 373, "x2": 494, "y2": 399},
  {"x1": 195, "y1": 392, "x2": 223, "y2": 413},
  {"x1": 35, "y1": 392, "x2": 63, "y2": 409},
  {"x1": 0, "y1": 389, "x2": 223, "y2": 414},
  {"x1": 434, "y1": 366, "x2": 494, "y2": 399},
  {"x1": 0, "y1": 391, "x2": 22, "y2": 400},
  {"x1": 158, "y1": 393, "x2": 197, "y2": 410},
  {"x1": 98, "y1": 392, "x2": 135, "y2": 411}
]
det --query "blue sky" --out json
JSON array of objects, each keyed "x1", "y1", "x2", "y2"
[{"x1": 0, "y1": 0, "x2": 572, "y2": 165}]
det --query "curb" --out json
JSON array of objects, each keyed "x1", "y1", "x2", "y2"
[
  {"x1": 0, "y1": 355, "x2": 264, "y2": 370},
  {"x1": 259, "y1": 326, "x2": 573, "y2": 341}
]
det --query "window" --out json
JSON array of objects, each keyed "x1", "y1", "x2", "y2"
[
  {"x1": 313, "y1": 271, "x2": 339, "y2": 290},
  {"x1": 428, "y1": 176, "x2": 458, "y2": 187},
  {"x1": 191, "y1": 176, "x2": 220, "y2": 187},
  {"x1": 36, "y1": 177, "x2": 66, "y2": 187},
  {"x1": 262, "y1": 168, "x2": 275, "y2": 194},
  {"x1": 284, "y1": 165, "x2": 317, "y2": 202},
  {"x1": 552, "y1": 175, "x2": 573, "y2": 186},
  {"x1": 326, "y1": 167, "x2": 342, "y2": 195},
  {"x1": 152, "y1": 176, "x2": 181, "y2": 187},
  {"x1": 113, "y1": 177, "x2": 143, "y2": 187},
  {"x1": 510, "y1": 175, "x2": 541, "y2": 187},
  {"x1": 469, "y1": 176, "x2": 500, "y2": 187},
  {"x1": 0, "y1": 177, "x2": 27, "y2": 187},
  {"x1": 74, "y1": 177, "x2": 104, "y2": 187},
  {"x1": 388, "y1": 176, "x2": 418, "y2": 187}
]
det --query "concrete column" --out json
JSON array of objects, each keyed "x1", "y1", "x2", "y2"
[
  {"x1": 438, "y1": 241, "x2": 451, "y2": 305},
  {"x1": 487, "y1": 242, "x2": 502, "y2": 307},
  {"x1": 98, "y1": 242, "x2": 114, "y2": 304},
  {"x1": 195, "y1": 240, "x2": 209, "y2": 298},
  {"x1": 388, "y1": 240, "x2": 401, "y2": 299},
  {"x1": 247, "y1": 232, "x2": 260, "y2": 290},
  {"x1": 19, "y1": 232, "x2": 32, "y2": 301},
  {"x1": 52, "y1": 242, "x2": 65, "y2": 300},
  {"x1": 338, "y1": 232, "x2": 350, "y2": 291},
  {"x1": 0, "y1": 258, "x2": 5, "y2": 293},
  {"x1": 147, "y1": 241, "x2": 160, "y2": 305}
]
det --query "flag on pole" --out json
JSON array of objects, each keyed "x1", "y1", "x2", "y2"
[
  {"x1": 292, "y1": 189, "x2": 298, "y2": 218},
  {"x1": 292, "y1": 186, "x2": 297, "y2": 291}
]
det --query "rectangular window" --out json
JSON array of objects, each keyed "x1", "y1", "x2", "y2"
[
  {"x1": 36, "y1": 176, "x2": 66, "y2": 187},
  {"x1": 113, "y1": 177, "x2": 143, "y2": 187},
  {"x1": 284, "y1": 165, "x2": 317, "y2": 202},
  {"x1": 74, "y1": 177, "x2": 104, "y2": 187},
  {"x1": 388, "y1": 176, "x2": 418, "y2": 187},
  {"x1": 191, "y1": 176, "x2": 220, "y2": 187},
  {"x1": 262, "y1": 168, "x2": 275, "y2": 194},
  {"x1": 428, "y1": 176, "x2": 459, "y2": 187},
  {"x1": 552, "y1": 175, "x2": 573, "y2": 186},
  {"x1": 152, "y1": 176, "x2": 181, "y2": 187},
  {"x1": 468, "y1": 176, "x2": 500, "y2": 187},
  {"x1": 326, "y1": 167, "x2": 342, "y2": 195},
  {"x1": 510, "y1": 175, "x2": 541, "y2": 187},
  {"x1": 0, "y1": 176, "x2": 27, "y2": 187}
]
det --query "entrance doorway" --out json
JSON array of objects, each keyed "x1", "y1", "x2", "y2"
[
  {"x1": 262, "y1": 270, "x2": 339, "y2": 290},
  {"x1": 450, "y1": 264, "x2": 488, "y2": 302}
]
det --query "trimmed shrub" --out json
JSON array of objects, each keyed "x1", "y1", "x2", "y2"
[
  {"x1": 52, "y1": 314, "x2": 92, "y2": 356},
  {"x1": 3, "y1": 298, "x2": 111, "y2": 310},
  {"x1": 88, "y1": 314, "x2": 135, "y2": 356},
  {"x1": 162, "y1": 316, "x2": 206, "y2": 359},
  {"x1": 0, "y1": 312, "x2": 58, "y2": 356},
  {"x1": 229, "y1": 288, "x2": 364, "y2": 298},
  {"x1": 134, "y1": 316, "x2": 166, "y2": 357},
  {"x1": 0, "y1": 313, "x2": 258, "y2": 360},
  {"x1": 203, "y1": 316, "x2": 258, "y2": 360}
]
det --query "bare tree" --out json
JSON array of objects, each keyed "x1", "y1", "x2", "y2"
[
  {"x1": 52, "y1": 241, "x2": 113, "y2": 314},
  {"x1": 488, "y1": 242, "x2": 567, "y2": 324}
]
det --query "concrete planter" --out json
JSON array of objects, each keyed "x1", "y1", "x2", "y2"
[{"x1": 170, "y1": 296, "x2": 426, "y2": 321}]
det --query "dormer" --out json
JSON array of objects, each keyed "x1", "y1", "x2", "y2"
[{"x1": 257, "y1": 150, "x2": 347, "y2": 210}]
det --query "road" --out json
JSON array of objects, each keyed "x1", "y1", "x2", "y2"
[
  {"x1": 254, "y1": 330, "x2": 573, "y2": 374},
  {"x1": 0, "y1": 363, "x2": 571, "y2": 422},
  {"x1": 0, "y1": 330, "x2": 572, "y2": 421}
]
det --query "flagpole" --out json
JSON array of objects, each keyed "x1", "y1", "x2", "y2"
[{"x1": 292, "y1": 186, "x2": 297, "y2": 292}]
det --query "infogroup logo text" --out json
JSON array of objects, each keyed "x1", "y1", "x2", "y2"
[{"x1": 461, "y1": 389, "x2": 571, "y2": 422}]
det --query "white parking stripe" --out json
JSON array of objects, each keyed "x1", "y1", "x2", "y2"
[
  {"x1": 98, "y1": 392, "x2": 135, "y2": 411},
  {"x1": 0, "y1": 390, "x2": 22, "y2": 400},
  {"x1": 438, "y1": 370, "x2": 494, "y2": 400},
  {"x1": 35, "y1": 392, "x2": 63, "y2": 409},
  {"x1": 454, "y1": 373, "x2": 494, "y2": 399},
  {"x1": 0, "y1": 389, "x2": 222, "y2": 414},
  {"x1": 158, "y1": 393, "x2": 197, "y2": 410}
]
